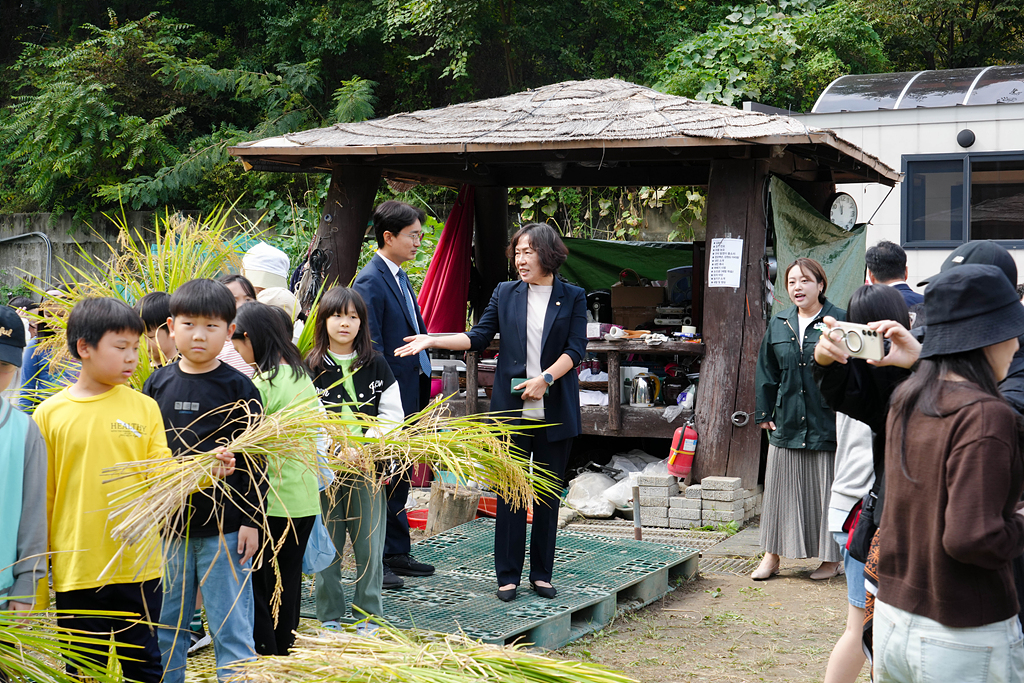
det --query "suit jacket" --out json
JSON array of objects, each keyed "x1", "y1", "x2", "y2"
[
  {"x1": 891, "y1": 282, "x2": 924, "y2": 307},
  {"x1": 465, "y1": 278, "x2": 588, "y2": 442},
  {"x1": 353, "y1": 254, "x2": 428, "y2": 416}
]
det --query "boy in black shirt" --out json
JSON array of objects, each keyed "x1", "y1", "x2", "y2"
[{"x1": 143, "y1": 279, "x2": 264, "y2": 683}]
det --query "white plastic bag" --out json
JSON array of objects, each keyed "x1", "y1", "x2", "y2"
[
  {"x1": 565, "y1": 472, "x2": 617, "y2": 518},
  {"x1": 641, "y1": 459, "x2": 672, "y2": 478},
  {"x1": 603, "y1": 471, "x2": 641, "y2": 507},
  {"x1": 608, "y1": 455, "x2": 642, "y2": 480}
]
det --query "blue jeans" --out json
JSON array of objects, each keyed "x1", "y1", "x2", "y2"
[
  {"x1": 159, "y1": 532, "x2": 256, "y2": 682},
  {"x1": 874, "y1": 599, "x2": 1024, "y2": 683},
  {"x1": 832, "y1": 531, "x2": 866, "y2": 609}
]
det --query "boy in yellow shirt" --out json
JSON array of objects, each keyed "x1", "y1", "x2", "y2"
[{"x1": 33, "y1": 297, "x2": 234, "y2": 683}]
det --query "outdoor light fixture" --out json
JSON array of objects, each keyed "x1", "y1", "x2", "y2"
[{"x1": 957, "y1": 129, "x2": 976, "y2": 148}]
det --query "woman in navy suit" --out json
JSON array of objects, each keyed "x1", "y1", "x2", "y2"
[{"x1": 396, "y1": 223, "x2": 587, "y2": 602}]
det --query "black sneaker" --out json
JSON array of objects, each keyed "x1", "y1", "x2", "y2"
[
  {"x1": 382, "y1": 562, "x2": 405, "y2": 589},
  {"x1": 384, "y1": 553, "x2": 435, "y2": 577}
]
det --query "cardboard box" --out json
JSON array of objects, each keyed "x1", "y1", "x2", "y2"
[
  {"x1": 610, "y1": 283, "x2": 665, "y2": 308},
  {"x1": 612, "y1": 307, "x2": 656, "y2": 330}
]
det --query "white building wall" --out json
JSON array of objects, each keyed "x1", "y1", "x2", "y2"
[{"x1": 791, "y1": 103, "x2": 1024, "y2": 289}]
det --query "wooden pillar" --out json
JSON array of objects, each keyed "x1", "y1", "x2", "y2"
[
  {"x1": 316, "y1": 166, "x2": 381, "y2": 288},
  {"x1": 472, "y1": 186, "x2": 510, "y2": 323},
  {"x1": 694, "y1": 159, "x2": 769, "y2": 489}
]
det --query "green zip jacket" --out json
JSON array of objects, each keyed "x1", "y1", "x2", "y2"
[{"x1": 755, "y1": 299, "x2": 845, "y2": 451}]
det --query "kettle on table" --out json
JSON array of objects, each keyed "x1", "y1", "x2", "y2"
[{"x1": 630, "y1": 373, "x2": 661, "y2": 407}]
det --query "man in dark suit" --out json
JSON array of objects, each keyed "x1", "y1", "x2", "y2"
[
  {"x1": 865, "y1": 240, "x2": 923, "y2": 307},
  {"x1": 352, "y1": 201, "x2": 435, "y2": 587}
]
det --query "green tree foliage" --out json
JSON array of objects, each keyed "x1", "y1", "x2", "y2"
[
  {"x1": 654, "y1": 0, "x2": 888, "y2": 110},
  {"x1": 858, "y1": 0, "x2": 1024, "y2": 70}
]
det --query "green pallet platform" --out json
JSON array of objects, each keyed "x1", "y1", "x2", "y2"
[{"x1": 300, "y1": 518, "x2": 698, "y2": 649}]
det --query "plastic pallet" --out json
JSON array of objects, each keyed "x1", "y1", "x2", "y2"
[{"x1": 300, "y1": 518, "x2": 698, "y2": 650}]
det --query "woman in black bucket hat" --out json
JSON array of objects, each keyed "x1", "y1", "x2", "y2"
[{"x1": 872, "y1": 263, "x2": 1024, "y2": 683}]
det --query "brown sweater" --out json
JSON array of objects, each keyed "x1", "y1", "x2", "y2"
[{"x1": 878, "y1": 381, "x2": 1024, "y2": 628}]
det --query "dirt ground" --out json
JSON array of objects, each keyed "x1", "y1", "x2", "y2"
[{"x1": 559, "y1": 557, "x2": 871, "y2": 683}]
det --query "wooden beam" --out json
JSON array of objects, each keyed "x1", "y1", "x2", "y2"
[
  {"x1": 694, "y1": 159, "x2": 769, "y2": 489},
  {"x1": 316, "y1": 166, "x2": 381, "y2": 288},
  {"x1": 472, "y1": 187, "x2": 510, "y2": 323}
]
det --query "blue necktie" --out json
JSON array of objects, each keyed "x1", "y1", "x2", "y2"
[{"x1": 399, "y1": 269, "x2": 432, "y2": 376}]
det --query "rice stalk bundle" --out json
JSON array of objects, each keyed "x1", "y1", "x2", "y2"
[
  {"x1": 103, "y1": 400, "x2": 555, "y2": 550},
  {"x1": 20, "y1": 203, "x2": 258, "y2": 393},
  {"x1": 230, "y1": 627, "x2": 637, "y2": 683},
  {"x1": 0, "y1": 608, "x2": 138, "y2": 682}
]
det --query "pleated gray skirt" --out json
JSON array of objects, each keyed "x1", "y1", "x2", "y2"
[{"x1": 760, "y1": 444, "x2": 842, "y2": 562}]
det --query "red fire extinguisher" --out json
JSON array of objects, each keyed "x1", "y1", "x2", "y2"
[{"x1": 668, "y1": 419, "x2": 698, "y2": 478}]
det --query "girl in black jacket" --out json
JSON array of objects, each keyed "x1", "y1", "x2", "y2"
[{"x1": 305, "y1": 286, "x2": 404, "y2": 629}]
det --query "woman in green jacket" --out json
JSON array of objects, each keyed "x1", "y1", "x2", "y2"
[{"x1": 753, "y1": 257, "x2": 845, "y2": 581}]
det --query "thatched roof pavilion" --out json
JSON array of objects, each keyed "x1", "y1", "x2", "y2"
[{"x1": 230, "y1": 78, "x2": 897, "y2": 488}]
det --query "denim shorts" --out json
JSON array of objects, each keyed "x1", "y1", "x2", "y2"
[{"x1": 832, "y1": 531, "x2": 866, "y2": 609}]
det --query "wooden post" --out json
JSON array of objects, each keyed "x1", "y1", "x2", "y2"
[
  {"x1": 466, "y1": 350, "x2": 479, "y2": 414},
  {"x1": 472, "y1": 186, "x2": 510, "y2": 322},
  {"x1": 316, "y1": 166, "x2": 381, "y2": 288},
  {"x1": 607, "y1": 350, "x2": 621, "y2": 431},
  {"x1": 425, "y1": 482, "x2": 482, "y2": 536},
  {"x1": 694, "y1": 159, "x2": 769, "y2": 489}
]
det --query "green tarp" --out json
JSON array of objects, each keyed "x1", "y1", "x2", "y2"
[
  {"x1": 770, "y1": 177, "x2": 866, "y2": 317},
  {"x1": 561, "y1": 237, "x2": 692, "y2": 292}
]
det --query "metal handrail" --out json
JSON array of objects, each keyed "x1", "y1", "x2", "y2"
[{"x1": 0, "y1": 231, "x2": 53, "y2": 290}]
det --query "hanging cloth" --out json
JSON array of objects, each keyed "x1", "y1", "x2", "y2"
[{"x1": 418, "y1": 184, "x2": 476, "y2": 333}]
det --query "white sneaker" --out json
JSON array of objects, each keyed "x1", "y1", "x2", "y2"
[{"x1": 187, "y1": 631, "x2": 212, "y2": 656}]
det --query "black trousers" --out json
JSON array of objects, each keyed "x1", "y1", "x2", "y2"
[
  {"x1": 55, "y1": 578, "x2": 163, "y2": 683},
  {"x1": 495, "y1": 427, "x2": 572, "y2": 587},
  {"x1": 252, "y1": 515, "x2": 315, "y2": 656},
  {"x1": 384, "y1": 374, "x2": 432, "y2": 557}
]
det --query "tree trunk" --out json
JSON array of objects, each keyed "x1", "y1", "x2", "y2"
[{"x1": 425, "y1": 482, "x2": 482, "y2": 536}]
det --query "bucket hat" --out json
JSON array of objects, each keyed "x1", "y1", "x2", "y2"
[
  {"x1": 0, "y1": 305, "x2": 27, "y2": 367},
  {"x1": 917, "y1": 241, "x2": 1017, "y2": 287},
  {"x1": 256, "y1": 287, "x2": 300, "y2": 322},
  {"x1": 919, "y1": 264, "x2": 1024, "y2": 359},
  {"x1": 242, "y1": 242, "x2": 290, "y2": 290}
]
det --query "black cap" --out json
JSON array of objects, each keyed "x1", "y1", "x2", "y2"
[
  {"x1": 917, "y1": 241, "x2": 1017, "y2": 287},
  {"x1": 920, "y1": 264, "x2": 1024, "y2": 359},
  {"x1": 0, "y1": 306, "x2": 27, "y2": 367}
]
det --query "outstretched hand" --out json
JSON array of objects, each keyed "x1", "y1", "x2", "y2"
[{"x1": 394, "y1": 334, "x2": 432, "y2": 358}]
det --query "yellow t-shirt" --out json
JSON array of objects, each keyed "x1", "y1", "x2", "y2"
[{"x1": 34, "y1": 384, "x2": 171, "y2": 592}]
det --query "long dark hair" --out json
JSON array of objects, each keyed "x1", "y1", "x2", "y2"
[
  {"x1": 847, "y1": 284, "x2": 910, "y2": 328},
  {"x1": 307, "y1": 286, "x2": 376, "y2": 373},
  {"x1": 233, "y1": 301, "x2": 308, "y2": 382},
  {"x1": 890, "y1": 351, "x2": 1002, "y2": 481}
]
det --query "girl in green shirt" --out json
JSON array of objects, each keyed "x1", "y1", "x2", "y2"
[{"x1": 232, "y1": 302, "x2": 321, "y2": 656}]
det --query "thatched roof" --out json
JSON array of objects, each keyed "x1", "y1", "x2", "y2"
[{"x1": 230, "y1": 78, "x2": 898, "y2": 186}]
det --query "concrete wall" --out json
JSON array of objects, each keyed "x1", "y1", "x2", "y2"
[{"x1": 0, "y1": 211, "x2": 264, "y2": 297}]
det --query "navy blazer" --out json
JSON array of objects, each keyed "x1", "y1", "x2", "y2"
[
  {"x1": 891, "y1": 282, "x2": 924, "y2": 307},
  {"x1": 466, "y1": 278, "x2": 588, "y2": 442},
  {"x1": 352, "y1": 254, "x2": 428, "y2": 416}
]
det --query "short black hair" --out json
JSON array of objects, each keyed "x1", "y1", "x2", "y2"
[
  {"x1": 506, "y1": 223, "x2": 568, "y2": 275},
  {"x1": 134, "y1": 291, "x2": 171, "y2": 333},
  {"x1": 847, "y1": 284, "x2": 910, "y2": 328},
  {"x1": 865, "y1": 240, "x2": 908, "y2": 283},
  {"x1": 67, "y1": 297, "x2": 144, "y2": 360},
  {"x1": 372, "y1": 201, "x2": 426, "y2": 248},
  {"x1": 169, "y1": 279, "x2": 236, "y2": 324},
  {"x1": 218, "y1": 273, "x2": 257, "y2": 301},
  {"x1": 1016, "y1": 283, "x2": 1024, "y2": 301},
  {"x1": 7, "y1": 296, "x2": 37, "y2": 311}
]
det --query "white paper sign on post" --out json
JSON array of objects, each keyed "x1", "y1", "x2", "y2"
[{"x1": 708, "y1": 237, "x2": 744, "y2": 288}]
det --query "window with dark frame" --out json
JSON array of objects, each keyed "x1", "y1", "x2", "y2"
[{"x1": 902, "y1": 152, "x2": 1024, "y2": 247}]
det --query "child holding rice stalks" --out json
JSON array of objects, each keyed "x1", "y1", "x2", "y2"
[
  {"x1": 305, "y1": 286, "x2": 405, "y2": 629},
  {"x1": 142, "y1": 279, "x2": 264, "y2": 683},
  {"x1": 33, "y1": 298, "x2": 235, "y2": 683},
  {"x1": 230, "y1": 302, "x2": 321, "y2": 656}
]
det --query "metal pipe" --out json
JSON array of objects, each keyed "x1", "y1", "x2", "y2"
[{"x1": 0, "y1": 231, "x2": 53, "y2": 291}]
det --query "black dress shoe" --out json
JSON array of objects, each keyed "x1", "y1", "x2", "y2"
[
  {"x1": 382, "y1": 562, "x2": 405, "y2": 589},
  {"x1": 385, "y1": 553, "x2": 435, "y2": 577},
  {"x1": 496, "y1": 587, "x2": 517, "y2": 602},
  {"x1": 530, "y1": 582, "x2": 557, "y2": 599}
]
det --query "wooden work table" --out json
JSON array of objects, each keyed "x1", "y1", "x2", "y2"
[{"x1": 449, "y1": 339, "x2": 704, "y2": 439}]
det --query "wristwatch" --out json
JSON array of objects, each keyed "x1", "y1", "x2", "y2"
[{"x1": 543, "y1": 372, "x2": 554, "y2": 386}]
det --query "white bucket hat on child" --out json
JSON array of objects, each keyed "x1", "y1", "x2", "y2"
[
  {"x1": 242, "y1": 242, "x2": 290, "y2": 290},
  {"x1": 256, "y1": 287, "x2": 300, "y2": 322}
]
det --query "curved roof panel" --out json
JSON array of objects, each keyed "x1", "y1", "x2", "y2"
[{"x1": 813, "y1": 65, "x2": 1024, "y2": 112}]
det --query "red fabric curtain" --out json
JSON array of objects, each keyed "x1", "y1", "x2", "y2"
[{"x1": 418, "y1": 184, "x2": 475, "y2": 333}]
